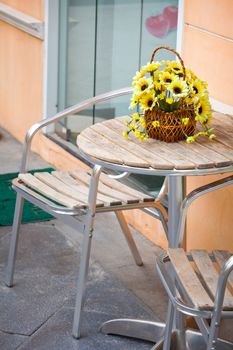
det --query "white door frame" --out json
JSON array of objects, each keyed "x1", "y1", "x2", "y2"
[{"x1": 43, "y1": 0, "x2": 59, "y2": 132}]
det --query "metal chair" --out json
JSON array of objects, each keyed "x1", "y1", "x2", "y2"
[
  {"x1": 5, "y1": 87, "x2": 168, "y2": 339},
  {"x1": 155, "y1": 175, "x2": 233, "y2": 350}
]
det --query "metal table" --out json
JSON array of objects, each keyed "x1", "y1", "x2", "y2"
[{"x1": 77, "y1": 112, "x2": 233, "y2": 349}]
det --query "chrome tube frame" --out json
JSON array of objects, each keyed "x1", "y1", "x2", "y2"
[
  {"x1": 72, "y1": 165, "x2": 102, "y2": 338},
  {"x1": 157, "y1": 252, "x2": 233, "y2": 349},
  {"x1": 176, "y1": 175, "x2": 233, "y2": 247},
  {"x1": 107, "y1": 171, "x2": 130, "y2": 180},
  {"x1": 156, "y1": 176, "x2": 168, "y2": 202},
  {"x1": 208, "y1": 255, "x2": 233, "y2": 348},
  {"x1": 19, "y1": 87, "x2": 132, "y2": 173}
]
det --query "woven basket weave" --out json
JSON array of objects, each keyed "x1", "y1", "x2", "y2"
[{"x1": 145, "y1": 46, "x2": 196, "y2": 142}]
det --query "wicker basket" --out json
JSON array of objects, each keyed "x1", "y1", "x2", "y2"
[{"x1": 144, "y1": 46, "x2": 196, "y2": 142}]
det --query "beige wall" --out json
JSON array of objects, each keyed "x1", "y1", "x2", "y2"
[
  {"x1": 183, "y1": 0, "x2": 233, "y2": 251},
  {"x1": 0, "y1": 0, "x2": 44, "y2": 144}
]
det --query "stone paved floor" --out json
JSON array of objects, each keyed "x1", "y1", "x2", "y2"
[{"x1": 0, "y1": 222, "x2": 158, "y2": 350}]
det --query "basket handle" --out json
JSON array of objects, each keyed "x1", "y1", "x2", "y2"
[{"x1": 150, "y1": 46, "x2": 186, "y2": 79}]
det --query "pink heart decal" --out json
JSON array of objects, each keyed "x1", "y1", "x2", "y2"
[
  {"x1": 145, "y1": 14, "x2": 170, "y2": 38},
  {"x1": 163, "y1": 6, "x2": 178, "y2": 30}
]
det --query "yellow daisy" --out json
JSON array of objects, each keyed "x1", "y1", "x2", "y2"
[
  {"x1": 167, "y1": 61, "x2": 183, "y2": 75},
  {"x1": 168, "y1": 79, "x2": 189, "y2": 97},
  {"x1": 153, "y1": 73, "x2": 160, "y2": 83},
  {"x1": 134, "y1": 130, "x2": 141, "y2": 138},
  {"x1": 182, "y1": 117, "x2": 190, "y2": 126},
  {"x1": 142, "y1": 61, "x2": 161, "y2": 73},
  {"x1": 153, "y1": 74, "x2": 163, "y2": 91},
  {"x1": 186, "y1": 136, "x2": 195, "y2": 143},
  {"x1": 160, "y1": 71, "x2": 177, "y2": 85},
  {"x1": 185, "y1": 68, "x2": 197, "y2": 83},
  {"x1": 134, "y1": 77, "x2": 153, "y2": 95},
  {"x1": 129, "y1": 94, "x2": 140, "y2": 109},
  {"x1": 191, "y1": 79, "x2": 206, "y2": 97},
  {"x1": 140, "y1": 117, "x2": 146, "y2": 127},
  {"x1": 140, "y1": 91, "x2": 156, "y2": 111},
  {"x1": 166, "y1": 97, "x2": 174, "y2": 104},
  {"x1": 158, "y1": 92, "x2": 166, "y2": 99},
  {"x1": 209, "y1": 134, "x2": 216, "y2": 140},
  {"x1": 132, "y1": 70, "x2": 145, "y2": 82},
  {"x1": 195, "y1": 96, "x2": 212, "y2": 124},
  {"x1": 161, "y1": 60, "x2": 170, "y2": 66},
  {"x1": 184, "y1": 97, "x2": 194, "y2": 104}
]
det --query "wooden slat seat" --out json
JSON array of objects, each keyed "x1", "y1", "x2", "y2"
[
  {"x1": 17, "y1": 169, "x2": 155, "y2": 209},
  {"x1": 168, "y1": 248, "x2": 233, "y2": 311}
]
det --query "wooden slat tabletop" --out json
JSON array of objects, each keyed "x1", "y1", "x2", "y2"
[{"x1": 77, "y1": 112, "x2": 233, "y2": 172}]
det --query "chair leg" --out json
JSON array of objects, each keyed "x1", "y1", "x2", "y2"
[
  {"x1": 162, "y1": 301, "x2": 175, "y2": 350},
  {"x1": 115, "y1": 210, "x2": 143, "y2": 266},
  {"x1": 72, "y1": 215, "x2": 94, "y2": 339},
  {"x1": 5, "y1": 193, "x2": 24, "y2": 287},
  {"x1": 207, "y1": 310, "x2": 221, "y2": 350},
  {"x1": 176, "y1": 312, "x2": 187, "y2": 350},
  {"x1": 72, "y1": 165, "x2": 101, "y2": 339}
]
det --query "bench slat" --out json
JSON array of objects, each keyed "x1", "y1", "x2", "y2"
[
  {"x1": 18, "y1": 173, "x2": 83, "y2": 208},
  {"x1": 168, "y1": 248, "x2": 214, "y2": 310},
  {"x1": 213, "y1": 250, "x2": 233, "y2": 290},
  {"x1": 70, "y1": 170, "x2": 140, "y2": 204},
  {"x1": 191, "y1": 250, "x2": 233, "y2": 309},
  {"x1": 34, "y1": 172, "x2": 104, "y2": 208},
  {"x1": 52, "y1": 171, "x2": 122, "y2": 206},
  {"x1": 99, "y1": 172, "x2": 155, "y2": 202}
]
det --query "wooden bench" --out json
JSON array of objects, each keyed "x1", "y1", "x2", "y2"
[
  {"x1": 168, "y1": 248, "x2": 233, "y2": 311},
  {"x1": 155, "y1": 248, "x2": 233, "y2": 350},
  {"x1": 15, "y1": 168, "x2": 157, "y2": 209}
]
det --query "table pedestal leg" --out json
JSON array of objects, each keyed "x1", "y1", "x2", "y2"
[
  {"x1": 101, "y1": 320, "x2": 233, "y2": 350},
  {"x1": 100, "y1": 176, "x2": 184, "y2": 345},
  {"x1": 100, "y1": 319, "x2": 165, "y2": 343}
]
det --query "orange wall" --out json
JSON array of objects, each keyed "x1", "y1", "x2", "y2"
[
  {"x1": 124, "y1": 209, "x2": 168, "y2": 249},
  {"x1": 183, "y1": 0, "x2": 233, "y2": 106},
  {"x1": 186, "y1": 173, "x2": 233, "y2": 251},
  {"x1": 0, "y1": 0, "x2": 44, "y2": 20},
  {"x1": 0, "y1": 1, "x2": 44, "y2": 144},
  {"x1": 184, "y1": 0, "x2": 233, "y2": 39},
  {"x1": 184, "y1": 0, "x2": 233, "y2": 251},
  {"x1": 34, "y1": 134, "x2": 89, "y2": 172}
]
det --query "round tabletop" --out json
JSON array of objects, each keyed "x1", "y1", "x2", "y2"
[{"x1": 77, "y1": 112, "x2": 233, "y2": 176}]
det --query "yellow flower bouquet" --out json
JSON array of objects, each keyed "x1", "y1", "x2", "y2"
[{"x1": 124, "y1": 46, "x2": 215, "y2": 143}]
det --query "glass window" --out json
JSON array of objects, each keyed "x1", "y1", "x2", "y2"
[
  {"x1": 57, "y1": 0, "x2": 179, "y2": 136},
  {"x1": 57, "y1": 0, "x2": 179, "y2": 195}
]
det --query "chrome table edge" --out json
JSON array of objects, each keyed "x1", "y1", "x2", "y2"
[{"x1": 78, "y1": 150, "x2": 233, "y2": 177}]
